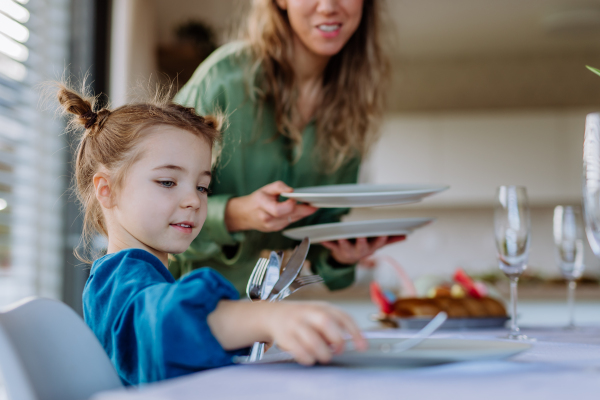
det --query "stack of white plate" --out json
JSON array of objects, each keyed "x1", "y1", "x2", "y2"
[{"x1": 282, "y1": 184, "x2": 449, "y2": 242}]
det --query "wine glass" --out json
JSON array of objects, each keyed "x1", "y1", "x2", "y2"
[
  {"x1": 583, "y1": 113, "x2": 600, "y2": 256},
  {"x1": 494, "y1": 186, "x2": 531, "y2": 340},
  {"x1": 553, "y1": 206, "x2": 585, "y2": 329}
]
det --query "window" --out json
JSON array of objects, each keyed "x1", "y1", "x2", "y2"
[{"x1": 0, "y1": 0, "x2": 69, "y2": 307}]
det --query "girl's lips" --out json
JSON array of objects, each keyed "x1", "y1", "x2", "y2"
[{"x1": 171, "y1": 223, "x2": 193, "y2": 234}]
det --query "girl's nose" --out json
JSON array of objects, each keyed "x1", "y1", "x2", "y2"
[{"x1": 181, "y1": 190, "x2": 201, "y2": 210}]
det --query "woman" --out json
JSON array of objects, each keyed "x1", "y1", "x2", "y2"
[{"x1": 172, "y1": 0, "x2": 403, "y2": 294}]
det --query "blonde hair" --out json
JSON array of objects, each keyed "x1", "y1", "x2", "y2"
[
  {"x1": 56, "y1": 83, "x2": 222, "y2": 262},
  {"x1": 242, "y1": 0, "x2": 389, "y2": 170}
]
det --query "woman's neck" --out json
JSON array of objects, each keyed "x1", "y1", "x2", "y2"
[
  {"x1": 292, "y1": 34, "x2": 330, "y2": 86},
  {"x1": 291, "y1": 35, "x2": 331, "y2": 124}
]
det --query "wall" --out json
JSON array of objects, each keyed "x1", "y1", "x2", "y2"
[
  {"x1": 151, "y1": 0, "x2": 243, "y2": 45},
  {"x1": 353, "y1": 109, "x2": 600, "y2": 284},
  {"x1": 365, "y1": 109, "x2": 590, "y2": 206},
  {"x1": 110, "y1": 0, "x2": 159, "y2": 106}
]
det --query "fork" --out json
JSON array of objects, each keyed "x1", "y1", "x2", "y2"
[
  {"x1": 246, "y1": 257, "x2": 270, "y2": 361},
  {"x1": 276, "y1": 275, "x2": 324, "y2": 300},
  {"x1": 246, "y1": 258, "x2": 269, "y2": 301}
]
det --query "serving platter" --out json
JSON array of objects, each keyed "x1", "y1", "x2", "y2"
[
  {"x1": 282, "y1": 217, "x2": 434, "y2": 243},
  {"x1": 281, "y1": 184, "x2": 449, "y2": 208},
  {"x1": 395, "y1": 316, "x2": 510, "y2": 330},
  {"x1": 372, "y1": 314, "x2": 509, "y2": 330}
]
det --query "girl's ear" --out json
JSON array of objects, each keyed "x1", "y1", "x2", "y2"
[
  {"x1": 275, "y1": 0, "x2": 287, "y2": 10},
  {"x1": 93, "y1": 172, "x2": 115, "y2": 209}
]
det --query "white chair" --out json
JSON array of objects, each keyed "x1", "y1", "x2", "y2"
[{"x1": 0, "y1": 297, "x2": 124, "y2": 400}]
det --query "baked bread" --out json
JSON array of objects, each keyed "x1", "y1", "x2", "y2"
[
  {"x1": 431, "y1": 297, "x2": 470, "y2": 318},
  {"x1": 392, "y1": 296, "x2": 506, "y2": 318},
  {"x1": 392, "y1": 298, "x2": 442, "y2": 317},
  {"x1": 479, "y1": 296, "x2": 507, "y2": 317},
  {"x1": 461, "y1": 297, "x2": 489, "y2": 317}
]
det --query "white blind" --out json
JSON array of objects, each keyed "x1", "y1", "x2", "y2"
[{"x1": 0, "y1": 0, "x2": 69, "y2": 307}]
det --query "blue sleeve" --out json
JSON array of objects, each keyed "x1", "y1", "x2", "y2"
[{"x1": 83, "y1": 250, "x2": 246, "y2": 386}]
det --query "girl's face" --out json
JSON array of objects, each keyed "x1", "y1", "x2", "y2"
[
  {"x1": 276, "y1": 0, "x2": 364, "y2": 57},
  {"x1": 107, "y1": 126, "x2": 212, "y2": 259}
]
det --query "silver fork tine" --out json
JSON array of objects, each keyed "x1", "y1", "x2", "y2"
[
  {"x1": 246, "y1": 259, "x2": 263, "y2": 298},
  {"x1": 247, "y1": 258, "x2": 268, "y2": 299},
  {"x1": 276, "y1": 275, "x2": 323, "y2": 300},
  {"x1": 249, "y1": 258, "x2": 269, "y2": 300}
]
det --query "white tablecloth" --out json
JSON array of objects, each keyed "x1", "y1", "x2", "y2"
[{"x1": 94, "y1": 326, "x2": 600, "y2": 400}]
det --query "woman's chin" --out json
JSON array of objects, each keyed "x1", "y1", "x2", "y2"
[{"x1": 310, "y1": 43, "x2": 346, "y2": 58}]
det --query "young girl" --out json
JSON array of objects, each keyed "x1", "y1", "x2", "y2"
[{"x1": 55, "y1": 84, "x2": 366, "y2": 386}]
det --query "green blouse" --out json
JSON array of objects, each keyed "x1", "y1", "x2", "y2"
[{"x1": 171, "y1": 42, "x2": 360, "y2": 295}]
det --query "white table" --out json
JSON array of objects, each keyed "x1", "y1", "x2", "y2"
[{"x1": 94, "y1": 326, "x2": 600, "y2": 400}]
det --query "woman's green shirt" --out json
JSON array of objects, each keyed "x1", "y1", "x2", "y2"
[{"x1": 171, "y1": 42, "x2": 360, "y2": 295}]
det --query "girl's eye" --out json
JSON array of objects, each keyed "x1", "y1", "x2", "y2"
[
  {"x1": 158, "y1": 180, "x2": 175, "y2": 188},
  {"x1": 197, "y1": 186, "x2": 211, "y2": 195}
]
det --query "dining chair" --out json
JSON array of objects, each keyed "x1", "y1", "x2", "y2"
[{"x1": 0, "y1": 297, "x2": 124, "y2": 400}]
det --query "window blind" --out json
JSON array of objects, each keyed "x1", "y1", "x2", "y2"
[{"x1": 0, "y1": 0, "x2": 69, "y2": 307}]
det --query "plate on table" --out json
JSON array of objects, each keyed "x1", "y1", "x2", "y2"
[
  {"x1": 282, "y1": 218, "x2": 434, "y2": 243},
  {"x1": 241, "y1": 337, "x2": 531, "y2": 367},
  {"x1": 330, "y1": 338, "x2": 530, "y2": 367},
  {"x1": 281, "y1": 184, "x2": 449, "y2": 208}
]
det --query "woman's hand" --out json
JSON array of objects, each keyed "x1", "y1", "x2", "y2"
[
  {"x1": 225, "y1": 181, "x2": 318, "y2": 232},
  {"x1": 320, "y1": 236, "x2": 406, "y2": 265},
  {"x1": 266, "y1": 301, "x2": 367, "y2": 366}
]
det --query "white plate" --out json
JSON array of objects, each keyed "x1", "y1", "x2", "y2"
[
  {"x1": 281, "y1": 184, "x2": 449, "y2": 208},
  {"x1": 330, "y1": 338, "x2": 531, "y2": 367},
  {"x1": 244, "y1": 338, "x2": 531, "y2": 367},
  {"x1": 282, "y1": 218, "x2": 434, "y2": 243}
]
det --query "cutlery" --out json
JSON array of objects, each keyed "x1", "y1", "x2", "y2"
[
  {"x1": 246, "y1": 258, "x2": 268, "y2": 301},
  {"x1": 236, "y1": 311, "x2": 448, "y2": 364},
  {"x1": 385, "y1": 311, "x2": 447, "y2": 353},
  {"x1": 247, "y1": 240, "x2": 310, "y2": 362},
  {"x1": 246, "y1": 257, "x2": 270, "y2": 361},
  {"x1": 276, "y1": 274, "x2": 323, "y2": 300},
  {"x1": 267, "y1": 237, "x2": 310, "y2": 301},
  {"x1": 261, "y1": 251, "x2": 282, "y2": 300}
]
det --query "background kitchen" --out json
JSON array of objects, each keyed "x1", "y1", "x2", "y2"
[{"x1": 2, "y1": 0, "x2": 600, "y2": 331}]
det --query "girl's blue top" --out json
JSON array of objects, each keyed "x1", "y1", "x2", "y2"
[{"x1": 82, "y1": 248, "x2": 247, "y2": 386}]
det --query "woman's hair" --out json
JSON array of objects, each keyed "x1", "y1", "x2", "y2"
[
  {"x1": 242, "y1": 0, "x2": 389, "y2": 171},
  {"x1": 55, "y1": 83, "x2": 222, "y2": 262}
]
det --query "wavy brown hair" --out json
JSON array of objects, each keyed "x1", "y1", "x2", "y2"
[
  {"x1": 242, "y1": 0, "x2": 389, "y2": 171},
  {"x1": 55, "y1": 83, "x2": 222, "y2": 262}
]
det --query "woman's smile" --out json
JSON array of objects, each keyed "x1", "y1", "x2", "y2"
[{"x1": 316, "y1": 22, "x2": 342, "y2": 38}]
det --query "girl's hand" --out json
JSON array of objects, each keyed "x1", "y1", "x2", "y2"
[
  {"x1": 320, "y1": 236, "x2": 406, "y2": 265},
  {"x1": 225, "y1": 181, "x2": 318, "y2": 232},
  {"x1": 266, "y1": 301, "x2": 367, "y2": 366}
]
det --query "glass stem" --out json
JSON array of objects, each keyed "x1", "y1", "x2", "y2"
[
  {"x1": 509, "y1": 276, "x2": 520, "y2": 336},
  {"x1": 567, "y1": 280, "x2": 577, "y2": 328}
]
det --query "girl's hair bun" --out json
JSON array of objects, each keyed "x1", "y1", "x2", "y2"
[
  {"x1": 80, "y1": 110, "x2": 98, "y2": 129},
  {"x1": 56, "y1": 85, "x2": 102, "y2": 131},
  {"x1": 201, "y1": 114, "x2": 220, "y2": 130}
]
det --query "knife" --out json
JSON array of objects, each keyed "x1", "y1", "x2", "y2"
[
  {"x1": 260, "y1": 251, "x2": 282, "y2": 300},
  {"x1": 268, "y1": 237, "x2": 310, "y2": 301}
]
